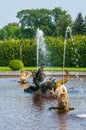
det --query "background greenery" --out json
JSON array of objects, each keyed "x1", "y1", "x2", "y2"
[
  {"x1": 0, "y1": 35, "x2": 85, "y2": 67},
  {"x1": 0, "y1": 8, "x2": 86, "y2": 39},
  {"x1": 0, "y1": 8, "x2": 85, "y2": 68}
]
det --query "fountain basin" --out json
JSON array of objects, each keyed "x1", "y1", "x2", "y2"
[{"x1": 0, "y1": 76, "x2": 86, "y2": 130}]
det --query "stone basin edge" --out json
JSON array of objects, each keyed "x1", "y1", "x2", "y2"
[{"x1": 0, "y1": 71, "x2": 86, "y2": 78}]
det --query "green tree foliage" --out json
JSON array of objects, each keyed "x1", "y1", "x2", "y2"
[
  {"x1": 0, "y1": 23, "x2": 21, "y2": 40},
  {"x1": 84, "y1": 16, "x2": 86, "y2": 35},
  {"x1": 16, "y1": 9, "x2": 54, "y2": 37},
  {"x1": 73, "y1": 12, "x2": 86, "y2": 35},
  {"x1": 52, "y1": 8, "x2": 72, "y2": 36},
  {"x1": 16, "y1": 8, "x2": 72, "y2": 37},
  {"x1": 0, "y1": 9, "x2": 86, "y2": 40}
]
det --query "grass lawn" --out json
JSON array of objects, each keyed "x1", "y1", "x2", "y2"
[{"x1": 0, "y1": 67, "x2": 86, "y2": 72}]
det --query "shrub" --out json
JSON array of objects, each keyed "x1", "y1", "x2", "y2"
[
  {"x1": 9, "y1": 59, "x2": 24, "y2": 70},
  {"x1": 0, "y1": 36, "x2": 86, "y2": 67}
]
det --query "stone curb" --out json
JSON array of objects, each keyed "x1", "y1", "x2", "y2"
[{"x1": 0, "y1": 71, "x2": 86, "y2": 77}]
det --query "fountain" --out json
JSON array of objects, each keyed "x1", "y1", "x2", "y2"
[
  {"x1": 63, "y1": 26, "x2": 79, "y2": 80},
  {"x1": 0, "y1": 27, "x2": 85, "y2": 130},
  {"x1": 63, "y1": 26, "x2": 86, "y2": 118},
  {"x1": 19, "y1": 39, "x2": 23, "y2": 62},
  {"x1": 20, "y1": 44, "x2": 22, "y2": 61},
  {"x1": 0, "y1": 75, "x2": 86, "y2": 130},
  {"x1": 36, "y1": 28, "x2": 47, "y2": 68},
  {"x1": 63, "y1": 26, "x2": 73, "y2": 71},
  {"x1": 23, "y1": 27, "x2": 78, "y2": 112}
]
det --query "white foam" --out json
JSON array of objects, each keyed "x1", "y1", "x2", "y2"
[{"x1": 76, "y1": 114, "x2": 86, "y2": 118}]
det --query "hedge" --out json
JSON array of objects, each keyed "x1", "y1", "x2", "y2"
[{"x1": 0, "y1": 35, "x2": 85, "y2": 67}]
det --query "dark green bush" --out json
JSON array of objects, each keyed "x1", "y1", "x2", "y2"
[{"x1": 9, "y1": 59, "x2": 24, "y2": 70}]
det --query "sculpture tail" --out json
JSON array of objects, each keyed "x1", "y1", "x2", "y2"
[{"x1": 55, "y1": 69, "x2": 70, "y2": 88}]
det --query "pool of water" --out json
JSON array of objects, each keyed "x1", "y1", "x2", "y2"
[{"x1": 0, "y1": 77, "x2": 86, "y2": 130}]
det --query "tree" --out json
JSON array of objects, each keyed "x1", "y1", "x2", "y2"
[
  {"x1": 16, "y1": 8, "x2": 73, "y2": 37},
  {"x1": 16, "y1": 9, "x2": 54, "y2": 37},
  {"x1": 0, "y1": 8, "x2": 73, "y2": 39},
  {"x1": 73, "y1": 12, "x2": 86, "y2": 35},
  {"x1": 0, "y1": 23, "x2": 21, "y2": 40},
  {"x1": 56, "y1": 13, "x2": 72, "y2": 37},
  {"x1": 52, "y1": 8, "x2": 72, "y2": 37},
  {"x1": 84, "y1": 16, "x2": 86, "y2": 35}
]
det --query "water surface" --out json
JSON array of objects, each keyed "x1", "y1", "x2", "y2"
[{"x1": 0, "y1": 77, "x2": 86, "y2": 130}]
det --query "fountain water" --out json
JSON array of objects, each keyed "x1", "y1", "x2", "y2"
[
  {"x1": 20, "y1": 45, "x2": 22, "y2": 61},
  {"x1": 63, "y1": 26, "x2": 79, "y2": 80},
  {"x1": 36, "y1": 28, "x2": 47, "y2": 68},
  {"x1": 63, "y1": 26, "x2": 72, "y2": 81},
  {"x1": 63, "y1": 26, "x2": 73, "y2": 69},
  {"x1": 63, "y1": 27, "x2": 86, "y2": 117}
]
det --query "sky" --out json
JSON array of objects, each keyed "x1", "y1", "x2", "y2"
[{"x1": 0, "y1": 0, "x2": 86, "y2": 28}]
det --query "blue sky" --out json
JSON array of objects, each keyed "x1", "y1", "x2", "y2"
[{"x1": 0, "y1": 0, "x2": 86, "y2": 28}]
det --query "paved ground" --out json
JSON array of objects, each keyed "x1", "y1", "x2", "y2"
[{"x1": 0, "y1": 71, "x2": 86, "y2": 78}]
